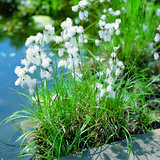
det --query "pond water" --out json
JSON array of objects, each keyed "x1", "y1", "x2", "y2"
[{"x1": 0, "y1": 38, "x2": 29, "y2": 160}]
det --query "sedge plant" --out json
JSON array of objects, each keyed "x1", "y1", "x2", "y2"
[{"x1": 4, "y1": 0, "x2": 160, "y2": 159}]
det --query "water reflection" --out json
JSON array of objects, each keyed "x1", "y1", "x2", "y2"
[
  {"x1": 0, "y1": 14, "x2": 41, "y2": 50},
  {"x1": 0, "y1": 38, "x2": 28, "y2": 160},
  {"x1": 0, "y1": 19, "x2": 36, "y2": 50}
]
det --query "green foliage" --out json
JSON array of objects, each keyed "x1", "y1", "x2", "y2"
[
  {"x1": 3, "y1": 0, "x2": 160, "y2": 159},
  {"x1": 5, "y1": 68, "x2": 158, "y2": 159}
]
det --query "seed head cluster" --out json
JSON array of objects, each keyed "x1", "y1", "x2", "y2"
[{"x1": 15, "y1": 0, "x2": 158, "y2": 100}]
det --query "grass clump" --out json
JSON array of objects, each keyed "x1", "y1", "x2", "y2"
[{"x1": 4, "y1": 0, "x2": 160, "y2": 159}]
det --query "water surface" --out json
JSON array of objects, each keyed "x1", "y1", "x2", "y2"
[{"x1": 0, "y1": 38, "x2": 29, "y2": 160}]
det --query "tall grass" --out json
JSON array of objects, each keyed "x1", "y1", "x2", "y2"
[{"x1": 5, "y1": 66, "x2": 158, "y2": 159}]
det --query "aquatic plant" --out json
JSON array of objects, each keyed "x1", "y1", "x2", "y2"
[{"x1": 5, "y1": 0, "x2": 160, "y2": 159}]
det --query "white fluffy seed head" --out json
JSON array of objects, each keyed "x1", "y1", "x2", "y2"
[
  {"x1": 95, "y1": 39, "x2": 100, "y2": 46},
  {"x1": 154, "y1": 33, "x2": 160, "y2": 42},
  {"x1": 58, "y1": 60, "x2": 67, "y2": 68},
  {"x1": 111, "y1": 52, "x2": 116, "y2": 58},
  {"x1": 28, "y1": 65, "x2": 37, "y2": 74},
  {"x1": 44, "y1": 24, "x2": 55, "y2": 34},
  {"x1": 154, "y1": 52, "x2": 159, "y2": 60},
  {"x1": 58, "y1": 48, "x2": 65, "y2": 57},
  {"x1": 79, "y1": 0, "x2": 90, "y2": 9},
  {"x1": 72, "y1": 5, "x2": 79, "y2": 12},
  {"x1": 25, "y1": 36, "x2": 35, "y2": 47},
  {"x1": 157, "y1": 25, "x2": 160, "y2": 32},
  {"x1": 156, "y1": 8, "x2": 160, "y2": 16}
]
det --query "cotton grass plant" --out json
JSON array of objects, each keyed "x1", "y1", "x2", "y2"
[{"x1": 4, "y1": 0, "x2": 160, "y2": 159}]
